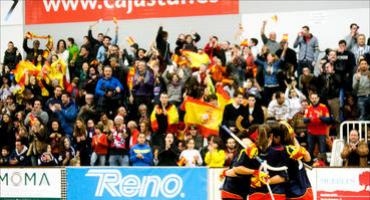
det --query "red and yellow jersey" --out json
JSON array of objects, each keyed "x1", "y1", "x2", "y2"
[{"x1": 304, "y1": 103, "x2": 330, "y2": 135}]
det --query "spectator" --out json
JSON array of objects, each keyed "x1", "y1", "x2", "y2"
[
  {"x1": 0, "y1": 113, "x2": 16, "y2": 151},
  {"x1": 343, "y1": 94, "x2": 360, "y2": 120},
  {"x1": 260, "y1": 20, "x2": 279, "y2": 54},
  {"x1": 341, "y1": 129, "x2": 369, "y2": 167},
  {"x1": 128, "y1": 121, "x2": 140, "y2": 147},
  {"x1": 155, "y1": 132, "x2": 179, "y2": 166},
  {"x1": 96, "y1": 25, "x2": 118, "y2": 64},
  {"x1": 185, "y1": 125, "x2": 204, "y2": 150},
  {"x1": 294, "y1": 25, "x2": 319, "y2": 76},
  {"x1": 150, "y1": 93, "x2": 179, "y2": 137},
  {"x1": 243, "y1": 94, "x2": 264, "y2": 128},
  {"x1": 60, "y1": 137, "x2": 75, "y2": 166},
  {"x1": 317, "y1": 61, "x2": 341, "y2": 123},
  {"x1": 156, "y1": 26, "x2": 171, "y2": 69},
  {"x1": 49, "y1": 120, "x2": 63, "y2": 157},
  {"x1": 290, "y1": 100, "x2": 309, "y2": 147},
  {"x1": 77, "y1": 93, "x2": 96, "y2": 122},
  {"x1": 0, "y1": 146, "x2": 10, "y2": 166},
  {"x1": 52, "y1": 92, "x2": 78, "y2": 137},
  {"x1": 129, "y1": 132, "x2": 153, "y2": 166},
  {"x1": 95, "y1": 65, "x2": 123, "y2": 115},
  {"x1": 38, "y1": 145, "x2": 58, "y2": 166},
  {"x1": 66, "y1": 37, "x2": 79, "y2": 67},
  {"x1": 267, "y1": 91, "x2": 290, "y2": 121},
  {"x1": 9, "y1": 139, "x2": 31, "y2": 166},
  {"x1": 299, "y1": 66, "x2": 316, "y2": 96},
  {"x1": 352, "y1": 59, "x2": 370, "y2": 120},
  {"x1": 204, "y1": 36, "x2": 226, "y2": 66},
  {"x1": 91, "y1": 123, "x2": 108, "y2": 166},
  {"x1": 136, "y1": 104, "x2": 148, "y2": 124},
  {"x1": 27, "y1": 116, "x2": 48, "y2": 166},
  {"x1": 73, "y1": 45, "x2": 93, "y2": 78},
  {"x1": 23, "y1": 35, "x2": 43, "y2": 63},
  {"x1": 285, "y1": 81, "x2": 306, "y2": 118},
  {"x1": 243, "y1": 78, "x2": 262, "y2": 100},
  {"x1": 24, "y1": 99, "x2": 49, "y2": 126},
  {"x1": 179, "y1": 138, "x2": 202, "y2": 167},
  {"x1": 108, "y1": 115, "x2": 129, "y2": 166},
  {"x1": 336, "y1": 40, "x2": 356, "y2": 92},
  {"x1": 224, "y1": 137, "x2": 238, "y2": 167},
  {"x1": 276, "y1": 40, "x2": 297, "y2": 75},
  {"x1": 3, "y1": 41, "x2": 22, "y2": 72},
  {"x1": 73, "y1": 118, "x2": 89, "y2": 166},
  {"x1": 222, "y1": 91, "x2": 247, "y2": 140},
  {"x1": 132, "y1": 61, "x2": 154, "y2": 113},
  {"x1": 205, "y1": 136, "x2": 225, "y2": 168},
  {"x1": 345, "y1": 23, "x2": 360, "y2": 51},
  {"x1": 304, "y1": 92, "x2": 331, "y2": 158},
  {"x1": 255, "y1": 43, "x2": 287, "y2": 104},
  {"x1": 351, "y1": 34, "x2": 370, "y2": 64}
]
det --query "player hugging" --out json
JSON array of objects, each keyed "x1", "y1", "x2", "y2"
[{"x1": 219, "y1": 121, "x2": 313, "y2": 200}]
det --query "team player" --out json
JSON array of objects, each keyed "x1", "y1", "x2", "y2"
[
  {"x1": 280, "y1": 121, "x2": 313, "y2": 200},
  {"x1": 247, "y1": 124, "x2": 289, "y2": 200},
  {"x1": 219, "y1": 125, "x2": 267, "y2": 200}
]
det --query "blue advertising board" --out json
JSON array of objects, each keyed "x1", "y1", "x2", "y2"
[{"x1": 66, "y1": 167, "x2": 208, "y2": 200}]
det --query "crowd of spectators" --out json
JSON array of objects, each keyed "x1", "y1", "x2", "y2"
[{"x1": 0, "y1": 21, "x2": 369, "y2": 167}]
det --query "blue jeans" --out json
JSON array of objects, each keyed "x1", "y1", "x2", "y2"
[
  {"x1": 358, "y1": 95, "x2": 370, "y2": 120},
  {"x1": 90, "y1": 152, "x2": 106, "y2": 166},
  {"x1": 307, "y1": 134, "x2": 326, "y2": 157},
  {"x1": 109, "y1": 155, "x2": 129, "y2": 166}
]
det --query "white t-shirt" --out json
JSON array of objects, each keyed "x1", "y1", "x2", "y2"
[{"x1": 179, "y1": 149, "x2": 203, "y2": 167}]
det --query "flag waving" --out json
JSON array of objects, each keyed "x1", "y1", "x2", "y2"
[{"x1": 182, "y1": 97, "x2": 222, "y2": 137}]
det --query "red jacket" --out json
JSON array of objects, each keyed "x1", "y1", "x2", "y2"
[
  {"x1": 304, "y1": 103, "x2": 330, "y2": 135},
  {"x1": 92, "y1": 133, "x2": 109, "y2": 155}
]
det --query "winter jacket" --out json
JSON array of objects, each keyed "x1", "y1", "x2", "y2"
[
  {"x1": 132, "y1": 70, "x2": 154, "y2": 97},
  {"x1": 3, "y1": 48, "x2": 22, "y2": 69},
  {"x1": 55, "y1": 101, "x2": 78, "y2": 137},
  {"x1": 293, "y1": 34, "x2": 319, "y2": 62},
  {"x1": 318, "y1": 73, "x2": 341, "y2": 100},
  {"x1": 95, "y1": 76, "x2": 124, "y2": 97}
]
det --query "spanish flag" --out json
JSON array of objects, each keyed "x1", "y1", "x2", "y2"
[
  {"x1": 182, "y1": 97, "x2": 222, "y2": 137},
  {"x1": 215, "y1": 84, "x2": 232, "y2": 110},
  {"x1": 240, "y1": 39, "x2": 249, "y2": 47},
  {"x1": 271, "y1": 15, "x2": 278, "y2": 23},
  {"x1": 181, "y1": 50, "x2": 210, "y2": 69},
  {"x1": 126, "y1": 67, "x2": 136, "y2": 90},
  {"x1": 150, "y1": 104, "x2": 179, "y2": 133}
]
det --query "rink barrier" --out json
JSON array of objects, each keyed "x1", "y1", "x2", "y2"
[{"x1": 0, "y1": 167, "x2": 369, "y2": 200}]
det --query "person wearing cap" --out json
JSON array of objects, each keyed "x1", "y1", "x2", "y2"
[{"x1": 345, "y1": 23, "x2": 360, "y2": 51}]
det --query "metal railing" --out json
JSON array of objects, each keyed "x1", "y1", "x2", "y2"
[
  {"x1": 340, "y1": 121, "x2": 370, "y2": 143},
  {"x1": 330, "y1": 121, "x2": 370, "y2": 167}
]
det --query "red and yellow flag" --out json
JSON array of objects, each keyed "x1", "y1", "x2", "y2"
[
  {"x1": 182, "y1": 97, "x2": 222, "y2": 137},
  {"x1": 150, "y1": 104, "x2": 179, "y2": 133},
  {"x1": 215, "y1": 84, "x2": 232, "y2": 110},
  {"x1": 181, "y1": 50, "x2": 210, "y2": 69},
  {"x1": 126, "y1": 67, "x2": 136, "y2": 90}
]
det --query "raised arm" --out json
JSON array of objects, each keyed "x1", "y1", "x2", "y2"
[{"x1": 260, "y1": 21, "x2": 268, "y2": 44}]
